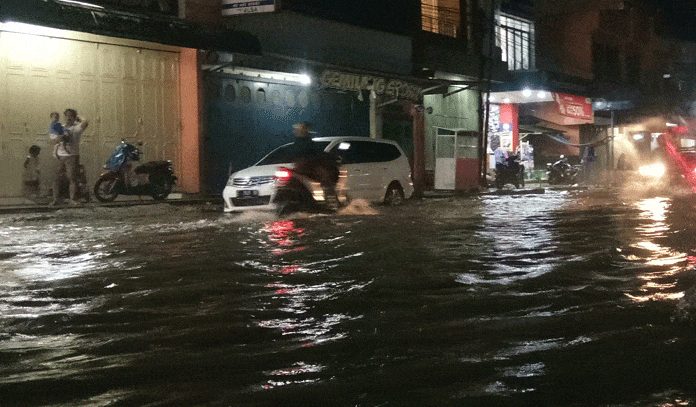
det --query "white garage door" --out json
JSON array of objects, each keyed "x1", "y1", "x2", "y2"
[{"x1": 0, "y1": 27, "x2": 181, "y2": 198}]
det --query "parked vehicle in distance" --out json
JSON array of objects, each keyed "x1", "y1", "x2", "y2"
[
  {"x1": 546, "y1": 156, "x2": 579, "y2": 185},
  {"x1": 494, "y1": 154, "x2": 525, "y2": 189},
  {"x1": 222, "y1": 137, "x2": 414, "y2": 212}
]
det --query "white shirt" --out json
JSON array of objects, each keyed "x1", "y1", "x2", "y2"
[
  {"x1": 52, "y1": 123, "x2": 85, "y2": 156},
  {"x1": 494, "y1": 148, "x2": 508, "y2": 164}
]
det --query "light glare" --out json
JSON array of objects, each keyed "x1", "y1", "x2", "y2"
[
  {"x1": 299, "y1": 75, "x2": 311, "y2": 85},
  {"x1": 638, "y1": 163, "x2": 666, "y2": 178}
]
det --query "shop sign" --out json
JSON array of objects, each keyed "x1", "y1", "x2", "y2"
[
  {"x1": 222, "y1": 0, "x2": 275, "y2": 15},
  {"x1": 319, "y1": 70, "x2": 422, "y2": 102},
  {"x1": 552, "y1": 93, "x2": 593, "y2": 121}
]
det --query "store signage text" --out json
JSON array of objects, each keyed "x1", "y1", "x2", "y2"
[
  {"x1": 222, "y1": 0, "x2": 275, "y2": 15},
  {"x1": 552, "y1": 92, "x2": 593, "y2": 121},
  {"x1": 320, "y1": 70, "x2": 422, "y2": 101}
]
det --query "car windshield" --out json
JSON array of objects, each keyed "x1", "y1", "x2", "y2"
[{"x1": 256, "y1": 141, "x2": 331, "y2": 165}]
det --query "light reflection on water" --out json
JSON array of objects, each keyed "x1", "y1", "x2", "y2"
[
  {"x1": 0, "y1": 195, "x2": 695, "y2": 406},
  {"x1": 624, "y1": 197, "x2": 689, "y2": 303}
]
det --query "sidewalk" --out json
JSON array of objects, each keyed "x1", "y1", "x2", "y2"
[{"x1": 0, "y1": 193, "x2": 221, "y2": 215}]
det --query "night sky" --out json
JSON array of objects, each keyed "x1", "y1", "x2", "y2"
[{"x1": 645, "y1": 0, "x2": 696, "y2": 41}]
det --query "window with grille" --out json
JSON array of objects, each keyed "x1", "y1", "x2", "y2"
[
  {"x1": 421, "y1": 0, "x2": 460, "y2": 38},
  {"x1": 496, "y1": 12, "x2": 535, "y2": 71}
]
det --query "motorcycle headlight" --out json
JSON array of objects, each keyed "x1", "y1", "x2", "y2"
[{"x1": 638, "y1": 163, "x2": 666, "y2": 178}]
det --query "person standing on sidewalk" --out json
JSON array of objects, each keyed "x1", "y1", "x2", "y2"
[
  {"x1": 22, "y1": 145, "x2": 42, "y2": 201},
  {"x1": 49, "y1": 108, "x2": 88, "y2": 206}
]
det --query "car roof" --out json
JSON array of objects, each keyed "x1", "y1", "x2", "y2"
[
  {"x1": 269, "y1": 136, "x2": 401, "y2": 153},
  {"x1": 312, "y1": 136, "x2": 399, "y2": 145}
]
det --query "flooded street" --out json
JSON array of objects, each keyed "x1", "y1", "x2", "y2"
[{"x1": 2, "y1": 188, "x2": 696, "y2": 407}]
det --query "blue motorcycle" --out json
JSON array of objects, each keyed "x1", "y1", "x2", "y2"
[{"x1": 93, "y1": 141, "x2": 177, "y2": 202}]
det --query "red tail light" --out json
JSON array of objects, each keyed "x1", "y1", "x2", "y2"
[{"x1": 275, "y1": 167, "x2": 292, "y2": 185}]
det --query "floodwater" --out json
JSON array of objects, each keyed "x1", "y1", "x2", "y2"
[{"x1": 2, "y1": 185, "x2": 696, "y2": 407}]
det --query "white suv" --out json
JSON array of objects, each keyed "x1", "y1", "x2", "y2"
[{"x1": 222, "y1": 137, "x2": 414, "y2": 212}]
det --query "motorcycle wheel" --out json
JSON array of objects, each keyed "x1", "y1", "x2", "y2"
[
  {"x1": 94, "y1": 178, "x2": 119, "y2": 202},
  {"x1": 150, "y1": 174, "x2": 173, "y2": 201},
  {"x1": 548, "y1": 173, "x2": 558, "y2": 185}
]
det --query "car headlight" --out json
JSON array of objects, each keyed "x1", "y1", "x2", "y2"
[
  {"x1": 226, "y1": 175, "x2": 237, "y2": 186},
  {"x1": 638, "y1": 163, "x2": 666, "y2": 178}
]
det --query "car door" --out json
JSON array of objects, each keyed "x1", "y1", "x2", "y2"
[
  {"x1": 372, "y1": 142, "x2": 407, "y2": 196},
  {"x1": 329, "y1": 140, "x2": 380, "y2": 200}
]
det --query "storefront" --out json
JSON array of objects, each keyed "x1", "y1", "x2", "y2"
[
  {"x1": 0, "y1": 22, "x2": 184, "y2": 199},
  {"x1": 486, "y1": 90, "x2": 594, "y2": 177},
  {"x1": 202, "y1": 57, "x2": 426, "y2": 194},
  {"x1": 422, "y1": 73, "x2": 482, "y2": 192},
  {"x1": 0, "y1": 0, "x2": 264, "y2": 201}
]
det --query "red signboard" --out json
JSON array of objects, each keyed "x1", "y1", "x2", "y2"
[{"x1": 552, "y1": 93, "x2": 593, "y2": 121}]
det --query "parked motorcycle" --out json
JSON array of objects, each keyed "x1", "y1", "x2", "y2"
[
  {"x1": 93, "y1": 140, "x2": 177, "y2": 202},
  {"x1": 546, "y1": 156, "x2": 578, "y2": 185},
  {"x1": 494, "y1": 154, "x2": 525, "y2": 189},
  {"x1": 273, "y1": 155, "x2": 348, "y2": 215}
]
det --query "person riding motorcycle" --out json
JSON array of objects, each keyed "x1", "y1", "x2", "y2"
[{"x1": 292, "y1": 122, "x2": 340, "y2": 203}]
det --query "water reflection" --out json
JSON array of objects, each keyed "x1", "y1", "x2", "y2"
[
  {"x1": 625, "y1": 197, "x2": 687, "y2": 302},
  {"x1": 263, "y1": 220, "x2": 306, "y2": 255},
  {"x1": 454, "y1": 195, "x2": 560, "y2": 285},
  {"x1": 255, "y1": 220, "x2": 361, "y2": 390},
  {"x1": 2, "y1": 200, "x2": 696, "y2": 406}
]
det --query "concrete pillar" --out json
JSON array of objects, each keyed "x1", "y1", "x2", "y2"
[
  {"x1": 499, "y1": 103, "x2": 519, "y2": 152},
  {"x1": 411, "y1": 103, "x2": 426, "y2": 196},
  {"x1": 370, "y1": 91, "x2": 382, "y2": 138},
  {"x1": 179, "y1": 47, "x2": 202, "y2": 194}
]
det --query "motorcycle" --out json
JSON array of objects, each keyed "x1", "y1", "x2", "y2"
[
  {"x1": 93, "y1": 140, "x2": 177, "y2": 202},
  {"x1": 546, "y1": 156, "x2": 578, "y2": 185},
  {"x1": 494, "y1": 154, "x2": 525, "y2": 189},
  {"x1": 273, "y1": 154, "x2": 348, "y2": 215}
]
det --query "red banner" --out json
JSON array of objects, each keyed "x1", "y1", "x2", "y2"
[{"x1": 552, "y1": 93, "x2": 593, "y2": 121}]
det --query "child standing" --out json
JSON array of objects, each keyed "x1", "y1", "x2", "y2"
[
  {"x1": 49, "y1": 112, "x2": 66, "y2": 159},
  {"x1": 22, "y1": 145, "x2": 41, "y2": 200}
]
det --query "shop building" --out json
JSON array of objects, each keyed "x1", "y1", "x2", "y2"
[
  {"x1": 190, "y1": 0, "x2": 509, "y2": 194},
  {"x1": 0, "y1": 0, "x2": 258, "y2": 201},
  {"x1": 197, "y1": 10, "x2": 431, "y2": 193},
  {"x1": 1, "y1": 0, "x2": 511, "y2": 200},
  {"x1": 526, "y1": 0, "x2": 695, "y2": 180}
]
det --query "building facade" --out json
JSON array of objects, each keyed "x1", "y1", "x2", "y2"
[{"x1": 0, "y1": 0, "x2": 257, "y2": 200}]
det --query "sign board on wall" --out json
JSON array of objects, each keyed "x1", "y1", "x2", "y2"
[
  {"x1": 552, "y1": 93, "x2": 593, "y2": 121},
  {"x1": 222, "y1": 0, "x2": 275, "y2": 15},
  {"x1": 319, "y1": 70, "x2": 422, "y2": 102}
]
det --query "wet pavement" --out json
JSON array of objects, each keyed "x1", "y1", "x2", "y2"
[{"x1": 1, "y1": 183, "x2": 696, "y2": 407}]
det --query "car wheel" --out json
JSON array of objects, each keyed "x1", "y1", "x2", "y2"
[{"x1": 383, "y1": 182, "x2": 405, "y2": 206}]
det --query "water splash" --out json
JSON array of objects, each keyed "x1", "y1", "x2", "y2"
[{"x1": 659, "y1": 133, "x2": 696, "y2": 193}]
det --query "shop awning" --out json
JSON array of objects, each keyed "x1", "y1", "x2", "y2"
[{"x1": 520, "y1": 124, "x2": 567, "y2": 137}]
